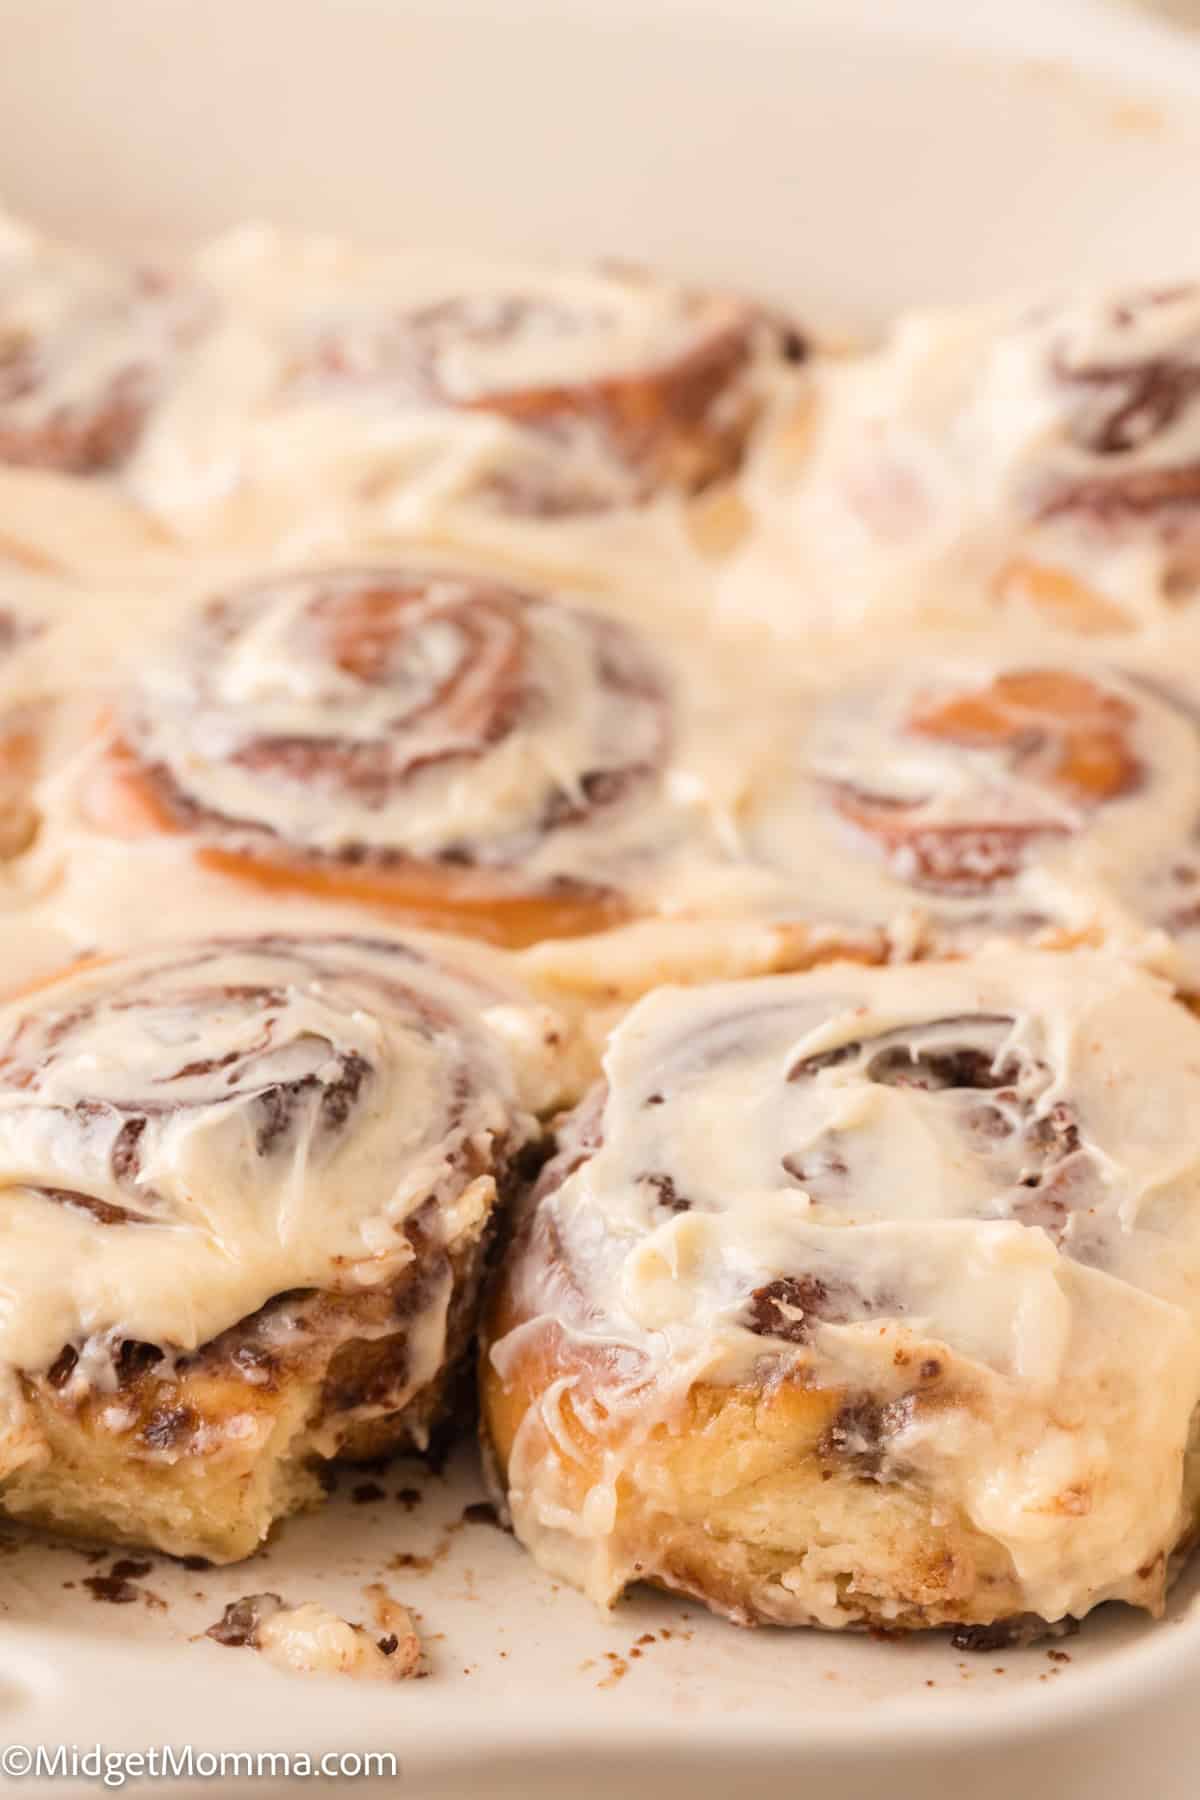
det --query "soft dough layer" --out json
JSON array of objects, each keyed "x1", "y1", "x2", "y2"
[
  {"x1": 482, "y1": 949, "x2": 1200, "y2": 1632},
  {"x1": 0, "y1": 930, "x2": 567, "y2": 1559}
]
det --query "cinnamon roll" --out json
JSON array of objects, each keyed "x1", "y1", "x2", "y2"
[
  {"x1": 0, "y1": 932, "x2": 565, "y2": 1561},
  {"x1": 68, "y1": 563, "x2": 671, "y2": 946},
  {"x1": 731, "y1": 284, "x2": 1200, "y2": 638},
  {"x1": 154, "y1": 231, "x2": 801, "y2": 530},
  {"x1": 42, "y1": 559, "x2": 881, "y2": 984},
  {"x1": 482, "y1": 950, "x2": 1200, "y2": 1635},
  {"x1": 738, "y1": 641, "x2": 1200, "y2": 980},
  {"x1": 0, "y1": 214, "x2": 207, "y2": 479}
]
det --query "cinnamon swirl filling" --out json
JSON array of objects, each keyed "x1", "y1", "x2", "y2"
[{"x1": 979, "y1": 288, "x2": 1200, "y2": 619}]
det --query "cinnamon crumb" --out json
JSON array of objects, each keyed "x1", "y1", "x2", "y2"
[{"x1": 82, "y1": 1574, "x2": 140, "y2": 1605}]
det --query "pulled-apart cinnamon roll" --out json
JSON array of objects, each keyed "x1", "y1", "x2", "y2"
[
  {"x1": 482, "y1": 951, "x2": 1200, "y2": 1635},
  {"x1": 0, "y1": 932, "x2": 565, "y2": 1560}
]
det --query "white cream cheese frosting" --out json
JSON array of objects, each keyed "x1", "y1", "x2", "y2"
[{"x1": 492, "y1": 950, "x2": 1200, "y2": 1625}]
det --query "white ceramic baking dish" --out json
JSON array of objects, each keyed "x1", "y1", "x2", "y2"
[{"x1": 2, "y1": 2, "x2": 1200, "y2": 1794}]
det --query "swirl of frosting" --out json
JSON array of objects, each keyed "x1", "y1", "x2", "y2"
[
  {"x1": 483, "y1": 952, "x2": 1200, "y2": 1631},
  {"x1": 83, "y1": 565, "x2": 674, "y2": 945},
  {"x1": 0, "y1": 218, "x2": 208, "y2": 477},
  {"x1": 0, "y1": 931, "x2": 558, "y2": 1461}
]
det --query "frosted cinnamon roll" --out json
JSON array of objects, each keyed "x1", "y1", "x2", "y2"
[
  {"x1": 731, "y1": 284, "x2": 1200, "y2": 639},
  {"x1": 737, "y1": 641, "x2": 1200, "y2": 979},
  {"x1": 0, "y1": 931, "x2": 565, "y2": 1561},
  {"x1": 68, "y1": 563, "x2": 672, "y2": 946},
  {"x1": 156, "y1": 232, "x2": 801, "y2": 531},
  {"x1": 0, "y1": 214, "x2": 207, "y2": 479},
  {"x1": 482, "y1": 951, "x2": 1200, "y2": 1635},
  {"x1": 41, "y1": 559, "x2": 872, "y2": 983}
]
